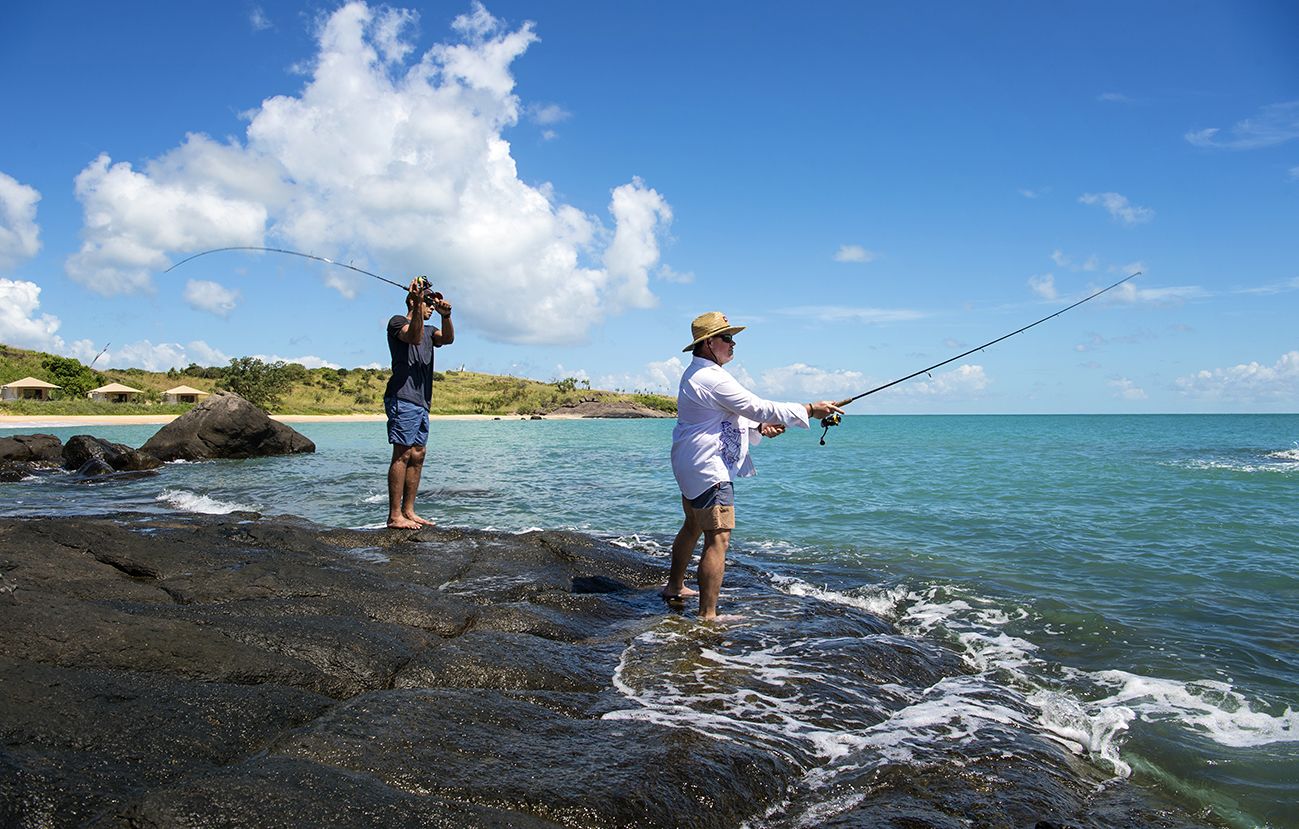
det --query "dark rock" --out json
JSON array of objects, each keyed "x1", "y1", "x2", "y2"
[
  {"x1": 270, "y1": 688, "x2": 793, "y2": 828},
  {"x1": 62, "y1": 434, "x2": 163, "y2": 474},
  {"x1": 138, "y1": 391, "x2": 314, "y2": 461},
  {"x1": 0, "y1": 433, "x2": 62, "y2": 463},
  {"x1": 394, "y1": 631, "x2": 623, "y2": 693}
]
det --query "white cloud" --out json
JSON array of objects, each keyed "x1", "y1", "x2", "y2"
[
  {"x1": 1184, "y1": 101, "x2": 1299, "y2": 150},
  {"x1": 1105, "y1": 281, "x2": 1207, "y2": 306},
  {"x1": 527, "y1": 103, "x2": 570, "y2": 126},
  {"x1": 1289, "y1": 166, "x2": 1299, "y2": 181},
  {"x1": 1079, "y1": 192, "x2": 1154, "y2": 225},
  {"x1": 899, "y1": 364, "x2": 989, "y2": 398},
  {"x1": 250, "y1": 6, "x2": 272, "y2": 31},
  {"x1": 834, "y1": 244, "x2": 877, "y2": 263},
  {"x1": 64, "y1": 1, "x2": 672, "y2": 345},
  {"x1": 595, "y1": 356, "x2": 685, "y2": 394},
  {"x1": 1098, "y1": 92, "x2": 1132, "y2": 104},
  {"x1": 1028, "y1": 273, "x2": 1057, "y2": 300},
  {"x1": 782, "y1": 305, "x2": 925, "y2": 324},
  {"x1": 0, "y1": 172, "x2": 42, "y2": 271},
  {"x1": 1176, "y1": 351, "x2": 1299, "y2": 403},
  {"x1": 656, "y1": 264, "x2": 694, "y2": 284},
  {"x1": 760, "y1": 363, "x2": 865, "y2": 399},
  {"x1": 183, "y1": 279, "x2": 241, "y2": 316},
  {"x1": 86, "y1": 339, "x2": 231, "y2": 371},
  {"x1": 1109, "y1": 377, "x2": 1147, "y2": 400},
  {"x1": 1050, "y1": 249, "x2": 1098, "y2": 271},
  {"x1": 252, "y1": 353, "x2": 341, "y2": 369},
  {"x1": 1018, "y1": 187, "x2": 1045, "y2": 199},
  {"x1": 1235, "y1": 276, "x2": 1299, "y2": 295},
  {"x1": 0, "y1": 278, "x2": 63, "y2": 351}
]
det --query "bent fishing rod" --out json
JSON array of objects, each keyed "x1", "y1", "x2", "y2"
[
  {"x1": 164, "y1": 246, "x2": 441, "y2": 302},
  {"x1": 818, "y1": 270, "x2": 1142, "y2": 444}
]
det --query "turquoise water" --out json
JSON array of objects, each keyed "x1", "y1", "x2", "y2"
[{"x1": 4, "y1": 414, "x2": 1297, "y2": 827}]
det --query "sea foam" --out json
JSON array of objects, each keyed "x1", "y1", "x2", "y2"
[{"x1": 156, "y1": 489, "x2": 258, "y2": 515}]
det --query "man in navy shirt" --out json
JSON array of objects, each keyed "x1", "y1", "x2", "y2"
[{"x1": 384, "y1": 278, "x2": 454, "y2": 528}]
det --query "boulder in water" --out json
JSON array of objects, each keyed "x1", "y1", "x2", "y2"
[
  {"x1": 0, "y1": 433, "x2": 64, "y2": 482},
  {"x1": 139, "y1": 392, "x2": 315, "y2": 461},
  {"x1": 62, "y1": 435, "x2": 163, "y2": 476}
]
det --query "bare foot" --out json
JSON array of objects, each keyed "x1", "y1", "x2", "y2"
[
  {"x1": 404, "y1": 513, "x2": 436, "y2": 526},
  {"x1": 659, "y1": 585, "x2": 699, "y2": 601},
  {"x1": 386, "y1": 517, "x2": 420, "y2": 529},
  {"x1": 699, "y1": 613, "x2": 745, "y2": 624}
]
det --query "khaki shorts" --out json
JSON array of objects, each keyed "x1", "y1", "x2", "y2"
[{"x1": 682, "y1": 482, "x2": 736, "y2": 531}]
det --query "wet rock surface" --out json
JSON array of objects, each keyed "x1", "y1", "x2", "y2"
[
  {"x1": 138, "y1": 391, "x2": 315, "y2": 461},
  {"x1": 0, "y1": 513, "x2": 1216, "y2": 828},
  {"x1": 0, "y1": 434, "x2": 64, "y2": 482},
  {"x1": 62, "y1": 434, "x2": 164, "y2": 476}
]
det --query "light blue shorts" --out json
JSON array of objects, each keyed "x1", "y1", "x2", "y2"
[{"x1": 384, "y1": 397, "x2": 429, "y2": 447}]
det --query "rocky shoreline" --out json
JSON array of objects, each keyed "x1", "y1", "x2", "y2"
[{"x1": 0, "y1": 509, "x2": 1213, "y2": 828}]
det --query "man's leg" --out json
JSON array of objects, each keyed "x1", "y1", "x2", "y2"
[
  {"x1": 661, "y1": 497, "x2": 702, "y2": 599},
  {"x1": 400, "y1": 444, "x2": 433, "y2": 525},
  {"x1": 697, "y1": 529, "x2": 732, "y2": 620},
  {"x1": 387, "y1": 444, "x2": 420, "y2": 529}
]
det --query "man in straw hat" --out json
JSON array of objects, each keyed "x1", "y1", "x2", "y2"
[{"x1": 664, "y1": 311, "x2": 843, "y2": 620}]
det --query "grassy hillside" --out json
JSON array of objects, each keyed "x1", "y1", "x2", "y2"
[{"x1": 0, "y1": 343, "x2": 675, "y2": 417}]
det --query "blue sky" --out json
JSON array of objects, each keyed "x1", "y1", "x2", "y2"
[{"x1": 1, "y1": 0, "x2": 1295, "y2": 413}]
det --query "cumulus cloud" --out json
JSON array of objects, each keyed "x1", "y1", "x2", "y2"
[
  {"x1": 65, "y1": 1, "x2": 673, "y2": 345},
  {"x1": 899, "y1": 364, "x2": 989, "y2": 398},
  {"x1": 595, "y1": 356, "x2": 685, "y2": 394},
  {"x1": 1184, "y1": 101, "x2": 1299, "y2": 150},
  {"x1": 0, "y1": 278, "x2": 63, "y2": 351},
  {"x1": 834, "y1": 244, "x2": 877, "y2": 263},
  {"x1": 1028, "y1": 273, "x2": 1057, "y2": 300},
  {"x1": 0, "y1": 172, "x2": 42, "y2": 271},
  {"x1": 183, "y1": 279, "x2": 241, "y2": 316},
  {"x1": 90, "y1": 340, "x2": 232, "y2": 372},
  {"x1": 1109, "y1": 377, "x2": 1147, "y2": 400},
  {"x1": 250, "y1": 6, "x2": 272, "y2": 31},
  {"x1": 1079, "y1": 192, "x2": 1154, "y2": 225},
  {"x1": 1176, "y1": 351, "x2": 1299, "y2": 403},
  {"x1": 656, "y1": 264, "x2": 694, "y2": 284},
  {"x1": 251, "y1": 353, "x2": 341, "y2": 369},
  {"x1": 760, "y1": 363, "x2": 865, "y2": 399}
]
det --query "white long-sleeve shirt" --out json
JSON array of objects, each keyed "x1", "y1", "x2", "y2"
[{"x1": 670, "y1": 356, "x2": 810, "y2": 499}]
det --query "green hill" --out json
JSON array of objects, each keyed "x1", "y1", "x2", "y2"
[{"x1": 0, "y1": 343, "x2": 675, "y2": 417}]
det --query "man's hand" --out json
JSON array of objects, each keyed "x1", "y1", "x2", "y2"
[
  {"x1": 758, "y1": 423, "x2": 785, "y2": 438},
  {"x1": 431, "y1": 294, "x2": 452, "y2": 317},
  {"x1": 807, "y1": 401, "x2": 845, "y2": 420},
  {"x1": 407, "y1": 278, "x2": 426, "y2": 308}
]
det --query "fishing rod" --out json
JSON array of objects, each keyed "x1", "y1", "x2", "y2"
[
  {"x1": 164, "y1": 246, "x2": 440, "y2": 302},
  {"x1": 818, "y1": 270, "x2": 1142, "y2": 444}
]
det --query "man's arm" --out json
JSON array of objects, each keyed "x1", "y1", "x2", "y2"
[
  {"x1": 431, "y1": 295, "x2": 454, "y2": 346},
  {"x1": 396, "y1": 280, "x2": 426, "y2": 344}
]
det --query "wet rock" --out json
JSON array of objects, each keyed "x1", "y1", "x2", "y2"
[
  {"x1": 139, "y1": 391, "x2": 315, "y2": 461},
  {"x1": 0, "y1": 434, "x2": 63, "y2": 482},
  {"x1": 62, "y1": 434, "x2": 163, "y2": 474},
  {"x1": 271, "y1": 688, "x2": 793, "y2": 828},
  {"x1": 0, "y1": 433, "x2": 62, "y2": 463},
  {"x1": 394, "y1": 631, "x2": 623, "y2": 692}
]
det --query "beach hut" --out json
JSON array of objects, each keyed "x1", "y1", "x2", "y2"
[
  {"x1": 0, "y1": 377, "x2": 61, "y2": 401},
  {"x1": 162, "y1": 384, "x2": 210, "y2": 404},
  {"x1": 87, "y1": 382, "x2": 145, "y2": 404}
]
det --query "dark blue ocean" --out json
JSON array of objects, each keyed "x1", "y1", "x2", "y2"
[{"x1": 4, "y1": 414, "x2": 1297, "y2": 827}]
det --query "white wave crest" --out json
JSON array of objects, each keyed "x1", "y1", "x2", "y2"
[{"x1": 156, "y1": 488, "x2": 258, "y2": 515}]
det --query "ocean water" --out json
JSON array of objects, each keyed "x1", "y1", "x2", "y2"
[{"x1": 3, "y1": 414, "x2": 1297, "y2": 827}]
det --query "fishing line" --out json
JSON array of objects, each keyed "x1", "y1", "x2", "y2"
[
  {"x1": 818, "y1": 270, "x2": 1142, "y2": 444},
  {"x1": 164, "y1": 246, "x2": 438, "y2": 299}
]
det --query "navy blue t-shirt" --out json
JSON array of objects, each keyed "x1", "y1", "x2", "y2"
[{"x1": 384, "y1": 315, "x2": 437, "y2": 409}]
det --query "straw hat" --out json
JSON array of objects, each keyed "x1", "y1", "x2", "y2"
[{"x1": 682, "y1": 311, "x2": 746, "y2": 352}]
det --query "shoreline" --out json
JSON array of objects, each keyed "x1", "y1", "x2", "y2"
[{"x1": 0, "y1": 413, "x2": 518, "y2": 428}]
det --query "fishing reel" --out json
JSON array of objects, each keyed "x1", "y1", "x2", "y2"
[
  {"x1": 819, "y1": 412, "x2": 841, "y2": 445},
  {"x1": 414, "y1": 275, "x2": 443, "y2": 306}
]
